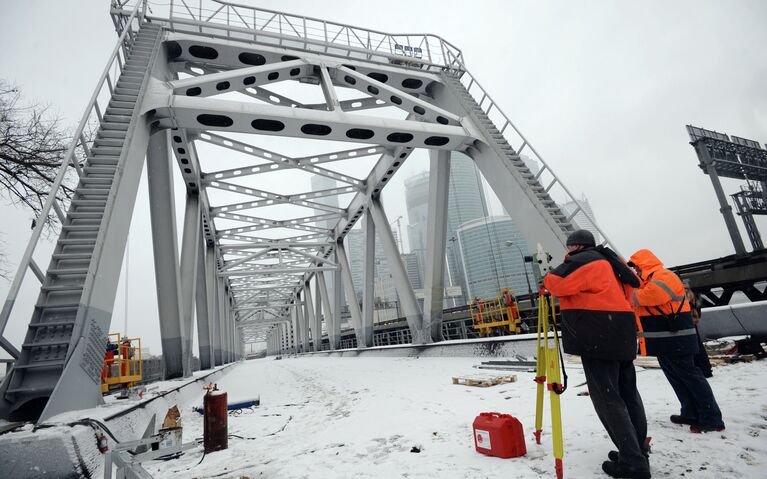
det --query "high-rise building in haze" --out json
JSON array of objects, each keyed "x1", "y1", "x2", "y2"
[
  {"x1": 561, "y1": 194, "x2": 600, "y2": 244},
  {"x1": 345, "y1": 228, "x2": 398, "y2": 304},
  {"x1": 456, "y1": 216, "x2": 537, "y2": 300},
  {"x1": 404, "y1": 152, "x2": 489, "y2": 305},
  {"x1": 311, "y1": 175, "x2": 340, "y2": 316}
]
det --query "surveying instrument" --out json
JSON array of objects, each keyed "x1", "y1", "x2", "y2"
[{"x1": 529, "y1": 244, "x2": 568, "y2": 479}]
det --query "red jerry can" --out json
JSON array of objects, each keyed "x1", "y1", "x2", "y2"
[{"x1": 473, "y1": 412, "x2": 527, "y2": 458}]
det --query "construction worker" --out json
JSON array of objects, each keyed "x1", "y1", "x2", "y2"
[
  {"x1": 628, "y1": 249, "x2": 725, "y2": 434},
  {"x1": 545, "y1": 230, "x2": 650, "y2": 479}
]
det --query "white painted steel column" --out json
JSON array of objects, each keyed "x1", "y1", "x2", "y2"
[
  {"x1": 146, "y1": 130, "x2": 185, "y2": 378},
  {"x1": 303, "y1": 284, "x2": 318, "y2": 352},
  {"x1": 368, "y1": 198, "x2": 423, "y2": 344},
  {"x1": 422, "y1": 150, "x2": 451, "y2": 342},
  {"x1": 195, "y1": 238, "x2": 212, "y2": 369},
  {"x1": 292, "y1": 301, "x2": 302, "y2": 353},
  {"x1": 314, "y1": 278, "x2": 323, "y2": 350},
  {"x1": 178, "y1": 193, "x2": 200, "y2": 376},
  {"x1": 207, "y1": 246, "x2": 221, "y2": 366},
  {"x1": 332, "y1": 248, "x2": 343, "y2": 349},
  {"x1": 336, "y1": 239, "x2": 364, "y2": 347},
  {"x1": 316, "y1": 271, "x2": 334, "y2": 350},
  {"x1": 361, "y1": 211, "x2": 375, "y2": 347}
]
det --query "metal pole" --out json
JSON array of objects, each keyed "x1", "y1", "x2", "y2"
[
  {"x1": 316, "y1": 271, "x2": 334, "y2": 350},
  {"x1": 696, "y1": 142, "x2": 747, "y2": 255},
  {"x1": 332, "y1": 249, "x2": 343, "y2": 350},
  {"x1": 303, "y1": 284, "x2": 317, "y2": 351},
  {"x1": 422, "y1": 150, "x2": 451, "y2": 343},
  {"x1": 361, "y1": 211, "x2": 375, "y2": 347},
  {"x1": 207, "y1": 246, "x2": 221, "y2": 366},
  {"x1": 314, "y1": 278, "x2": 323, "y2": 350},
  {"x1": 368, "y1": 198, "x2": 423, "y2": 344},
  {"x1": 146, "y1": 131, "x2": 185, "y2": 379},
  {"x1": 195, "y1": 237, "x2": 212, "y2": 369}
]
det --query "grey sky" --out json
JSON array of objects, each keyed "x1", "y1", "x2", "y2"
[{"x1": 1, "y1": 0, "x2": 766, "y2": 355}]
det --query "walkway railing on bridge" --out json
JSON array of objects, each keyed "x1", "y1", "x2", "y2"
[{"x1": 114, "y1": 0, "x2": 464, "y2": 71}]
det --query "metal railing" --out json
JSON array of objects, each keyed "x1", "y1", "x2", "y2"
[
  {"x1": 0, "y1": 3, "x2": 147, "y2": 358},
  {"x1": 114, "y1": 0, "x2": 464, "y2": 70},
  {"x1": 448, "y1": 70, "x2": 620, "y2": 253}
]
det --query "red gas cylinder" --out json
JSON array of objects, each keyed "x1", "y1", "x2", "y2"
[
  {"x1": 473, "y1": 412, "x2": 526, "y2": 458},
  {"x1": 203, "y1": 389, "x2": 228, "y2": 453}
]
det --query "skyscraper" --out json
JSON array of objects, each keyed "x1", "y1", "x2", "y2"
[
  {"x1": 561, "y1": 194, "x2": 601, "y2": 243},
  {"x1": 311, "y1": 175, "x2": 340, "y2": 316},
  {"x1": 404, "y1": 152, "x2": 489, "y2": 304},
  {"x1": 456, "y1": 216, "x2": 537, "y2": 300}
]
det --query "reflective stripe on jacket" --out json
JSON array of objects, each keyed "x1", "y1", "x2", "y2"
[
  {"x1": 629, "y1": 249, "x2": 698, "y2": 357},
  {"x1": 544, "y1": 247, "x2": 639, "y2": 361}
]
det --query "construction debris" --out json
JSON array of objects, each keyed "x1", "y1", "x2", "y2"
[{"x1": 452, "y1": 374, "x2": 517, "y2": 387}]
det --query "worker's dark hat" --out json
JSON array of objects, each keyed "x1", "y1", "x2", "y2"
[{"x1": 566, "y1": 229, "x2": 596, "y2": 247}]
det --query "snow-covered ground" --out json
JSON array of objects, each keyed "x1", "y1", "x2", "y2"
[{"x1": 145, "y1": 356, "x2": 766, "y2": 478}]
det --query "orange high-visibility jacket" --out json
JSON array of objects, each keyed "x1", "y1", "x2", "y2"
[
  {"x1": 629, "y1": 249, "x2": 698, "y2": 357},
  {"x1": 544, "y1": 246, "x2": 639, "y2": 361}
]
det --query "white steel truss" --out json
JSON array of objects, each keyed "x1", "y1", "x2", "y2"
[{"x1": 0, "y1": 0, "x2": 615, "y2": 423}]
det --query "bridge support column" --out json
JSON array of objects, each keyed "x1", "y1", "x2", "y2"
[
  {"x1": 423, "y1": 149, "x2": 451, "y2": 343},
  {"x1": 361, "y1": 211, "x2": 375, "y2": 347},
  {"x1": 368, "y1": 198, "x2": 424, "y2": 344},
  {"x1": 314, "y1": 278, "x2": 323, "y2": 350},
  {"x1": 336, "y1": 239, "x2": 364, "y2": 347},
  {"x1": 317, "y1": 271, "x2": 334, "y2": 350},
  {"x1": 147, "y1": 130, "x2": 185, "y2": 379},
  {"x1": 207, "y1": 247, "x2": 221, "y2": 366},
  {"x1": 332, "y1": 249, "x2": 343, "y2": 349},
  {"x1": 292, "y1": 300, "x2": 302, "y2": 353},
  {"x1": 298, "y1": 293, "x2": 310, "y2": 353},
  {"x1": 195, "y1": 238, "x2": 212, "y2": 370},
  {"x1": 179, "y1": 193, "x2": 200, "y2": 376}
]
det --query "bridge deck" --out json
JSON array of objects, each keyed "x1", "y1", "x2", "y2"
[{"x1": 144, "y1": 355, "x2": 766, "y2": 478}]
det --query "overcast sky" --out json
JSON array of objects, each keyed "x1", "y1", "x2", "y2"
[{"x1": 1, "y1": 0, "x2": 766, "y2": 355}]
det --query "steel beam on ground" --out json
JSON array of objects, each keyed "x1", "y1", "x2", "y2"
[
  {"x1": 422, "y1": 149, "x2": 451, "y2": 342},
  {"x1": 147, "y1": 131, "x2": 185, "y2": 379},
  {"x1": 368, "y1": 198, "x2": 423, "y2": 344},
  {"x1": 361, "y1": 210, "x2": 375, "y2": 347},
  {"x1": 179, "y1": 193, "x2": 200, "y2": 377}
]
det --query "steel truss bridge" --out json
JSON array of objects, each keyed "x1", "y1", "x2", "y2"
[{"x1": 0, "y1": 0, "x2": 613, "y2": 423}]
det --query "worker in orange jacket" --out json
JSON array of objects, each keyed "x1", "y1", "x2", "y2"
[
  {"x1": 545, "y1": 230, "x2": 649, "y2": 479},
  {"x1": 628, "y1": 249, "x2": 725, "y2": 434}
]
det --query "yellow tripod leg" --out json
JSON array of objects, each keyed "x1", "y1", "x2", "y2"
[
  {"x1": 534, "y1": 293, "x2": 547, "y2": 444},
  {"x1": 546, "y1": 294, "x2": 564, "y2": 479}
]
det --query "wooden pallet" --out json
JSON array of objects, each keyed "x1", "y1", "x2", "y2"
[{"x1": 452, "y1": 374, "x2": 517, "y2": 387}]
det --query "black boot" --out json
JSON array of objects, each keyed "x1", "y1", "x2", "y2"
[
  {"x1": 670, "y1": 415, "x2": 696, "y2": 425},
  {"x1": 602, "y1": 461, "x2": 651, "y2": 479}
]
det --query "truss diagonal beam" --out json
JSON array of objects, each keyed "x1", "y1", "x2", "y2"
[{"x1": 199, "y1": 133, "x2": 365, "y2": 186}]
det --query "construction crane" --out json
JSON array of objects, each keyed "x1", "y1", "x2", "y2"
[{"x1": 391, "y1": 215, "x2": 405, "y2": 252}]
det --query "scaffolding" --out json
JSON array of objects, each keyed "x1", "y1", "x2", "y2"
[
  {"x1": 101, "y1": 333, "x2": 143, "y2": 394},
  {"x1": 469, "y1": 289, "x2": 522, "y2": 337}
]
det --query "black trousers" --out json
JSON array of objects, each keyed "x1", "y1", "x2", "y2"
[
  {"x1": 582, "y1": 357, "x2": 649, "y2": 470},
  {"x1": 657, "y1": 354, "x2": 724, "y2": 428}
]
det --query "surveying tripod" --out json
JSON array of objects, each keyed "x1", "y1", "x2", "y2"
[{"x1": 531, "y1": 244, "x2": 567, "y2": 479}]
